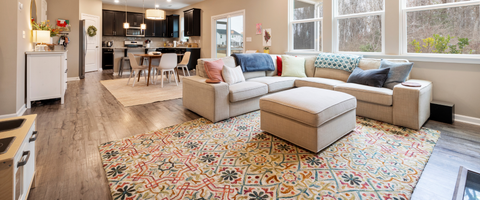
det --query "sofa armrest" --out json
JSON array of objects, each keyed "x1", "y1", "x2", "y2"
[
  {"x1": 393, "y1": 79, "x2": 433, "y2": 130},
  {"x1": 183, "y1": 76, "x2": 230, "y2": 122}
]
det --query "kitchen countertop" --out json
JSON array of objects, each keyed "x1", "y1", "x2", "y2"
[
  {"x1": 25, "y1": 50, "x2": 68, "y2": 54},
  {"x1": 0, "y1": 115, "x2": 37, "y2": 161},
  {"x1": 102, "y1": 47, "x2": 201, "y2": 49}
]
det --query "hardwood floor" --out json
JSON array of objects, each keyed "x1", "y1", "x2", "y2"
[{"x1": 25, "y1": 70, "x2": 480, "y2": 200}]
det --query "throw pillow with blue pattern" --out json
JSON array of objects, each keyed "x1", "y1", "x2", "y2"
[{"x1": 314, "y1": 53, "x2": 363, "y2": 73}]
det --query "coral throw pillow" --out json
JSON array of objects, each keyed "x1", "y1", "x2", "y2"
[
  {"x1": 277, "y1": 56, "x2": 283, "y2": 76},
  {"x1": 204, "y1": 59, "x2": 225, "y2": 82}
]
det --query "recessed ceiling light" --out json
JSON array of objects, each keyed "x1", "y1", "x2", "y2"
[
  {"x1": 114, "y1": 0, "x2": 119, "y2": 3},
  {"x1": 155, "y1": 4, "x2": 159, "y2": 8},
  {"x1": 167, "y1": 0, "x2": 171, "y2": 2}
]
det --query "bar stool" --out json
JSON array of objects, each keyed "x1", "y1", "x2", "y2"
[{"x1": 118, "y1": 57, "x2": 131, "y2": 77}]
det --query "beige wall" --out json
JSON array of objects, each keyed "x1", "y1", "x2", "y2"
[
  {"x1": 18, "y1": 0, "x2": 33, "y2": 111},
  {"x1": 410, "y1": 61, "x2": 480, "y2": 119},
  {"x1": 47, "y1": 0, "x2": 80, "y2": 78},
  {"x1": 173, "y1": 0, "x2": 289, "y2": 58},
  {"x1": 0, "y1": 0, "x2": 20, "y2": 115}
]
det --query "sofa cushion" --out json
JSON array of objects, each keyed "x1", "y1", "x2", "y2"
[
  {"x1": 281, "y1": 55, "x2": 307, "y2": 78},
  {"x1": 229, "y1": 82, "x2": 268, "y2": 103},
  {"x1": 248, "y1": 77, "x2": 297, "y2": 93},
  {"x1": 260, "y1": 87, "x2": 357, "y2": 127},
  {"x1": 295, "y1": 78, "x2": 345, "y2": 90},
  {"x1": 244, "y1": 71, "x2": 266, "y2": 80},
  {"x1": 204, "y1": 59, "x2": 225, "y2": 82},
  {"x1": 197, "y1": 57, "x2": 237, "y2": 78},
  {"x1": 314, "y1": 58, "x2": 411, "y2": 82},
  {"x1": 222, "y1": 65, "x2": 245, "y2": 85},
  {"x1": 347, "y1": 67, "x2": 390, "y2": 88},
  {"x1": 380, "y1": 59, "x2": 414, "y2": 89},
  {"x1": 335, "y1": 83, "x2": 394, "y2": 106}
]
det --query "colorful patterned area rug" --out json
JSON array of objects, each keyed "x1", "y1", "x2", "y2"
[{"x1": 98, "y1": 112, "x2": 441, "y2": 200}]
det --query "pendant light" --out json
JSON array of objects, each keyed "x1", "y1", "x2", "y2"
[
  {"x1": 146, "y1": 0, "x2": 166, "y2": 20},
  {"x1": 140, "y1": 0, "x2": 146, "y2": 29},
  {"x1": 123, "y1": 0, "x2": 130, "y2": 29}
]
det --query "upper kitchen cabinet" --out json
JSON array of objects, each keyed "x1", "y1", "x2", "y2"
[
  {"x1": 127, "y1": 12, "x2": 144, "y2": 27},
  {"x1": 154, "y1": 20, "x2": 167, "y2": 37},
  {"x1": 184, "y1": 8, "x2": 201, "y2": 36},
  {"x1": 144, "y1": 19, "x2": 155, "y2": 37},
  {"x1": 103, "y1": 10, "x2": 126, "y2": 36},
  {"x1": 167, "y1": 15, "x2": 179, "y2": 38}
]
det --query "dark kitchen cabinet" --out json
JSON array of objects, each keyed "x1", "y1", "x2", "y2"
[
  {"x1": 184, "y1": 8, "x2": 201, "y2": 36},
  {"x1": 127, "y1": 13, "x2": 144, "y2": 27},
  {"x1": 154, "y1": 20, "x2": 167, "y2": 37},
  {"x1": 144, "y1": 19, "x2": 155, "y2": 37},
  {"x1": 167, "y1": 15, "x2": 179, "y2": 38},
  {"x1": 103, "y1": 10, "x2": 126, "y2": 36}
]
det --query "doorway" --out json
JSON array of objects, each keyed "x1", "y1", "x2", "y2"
[
  {"x1": 81, "y1": 13, "x2": 101, "y2": 72},
  {"x1": 211, "y1": 10, "x2": 245, "y2": 58}
]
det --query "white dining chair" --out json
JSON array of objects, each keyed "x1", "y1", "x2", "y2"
[
  {"x1": 177, "y1": 52, "x2": 191, "y2": 76},
  {"x1": 152, "y1": 53, "x2": 179, "y2": 88},
  {"x1": 127, "y1": 53, "x2": 148, "y2": 87}
]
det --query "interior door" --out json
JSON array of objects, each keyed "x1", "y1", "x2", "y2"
[{"x1": 82, "y1": 14, "x2": 100, "y2": 72}]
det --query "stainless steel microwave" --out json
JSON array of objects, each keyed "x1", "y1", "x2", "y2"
[{"x1": 126, "y1": 27, "x2": 145, "y2": 37}]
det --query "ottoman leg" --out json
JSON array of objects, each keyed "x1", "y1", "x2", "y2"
[{"x1": 261, "y1": 110, "x2": 356, "y2": 153}]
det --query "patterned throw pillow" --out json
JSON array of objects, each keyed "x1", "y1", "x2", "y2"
[{"x1": 314, "y1": 53, "x2": 363, "y2": 73}]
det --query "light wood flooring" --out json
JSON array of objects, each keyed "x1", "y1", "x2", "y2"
[{"x1": 25, "y1": 70, "x2": 480, "y2": 200}]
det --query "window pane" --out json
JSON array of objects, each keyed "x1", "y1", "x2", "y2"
[
  {"x1": 293, "y1": 0, "x2": 323, "y2": 20},
  {"x1": 407, "y1": 0, "x2": 473, "y2": 7},
  {"x1": 230, "y1": 15, "x2": 244, "y2": 54},
  {"x1": 293, "y1": 21, "x2": 322, "y2": 50},
  {"x1": 338, "y1": 15, "x2": 382, "y2": 52},
  {"x1": 338, "y1": 0, "x2": 383, "y2": 15},
  {"x1": 407, "y1": 5, "x2": 480, "y2": 54},
  {"x1": 216, "y1": 19, "x2": 227, "y2": 58}
]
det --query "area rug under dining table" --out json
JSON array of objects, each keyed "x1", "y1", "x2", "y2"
[
  {"x1": 98, "y1": 111, "x2": 441, "y2": 200},
  {"x1": 101, "y1": 77, "x2": 183, "y2": 107}
]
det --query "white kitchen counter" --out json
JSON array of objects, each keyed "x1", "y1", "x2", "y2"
[{"x1": 25, "y1": 50, "x2": 68, "y2": 54}]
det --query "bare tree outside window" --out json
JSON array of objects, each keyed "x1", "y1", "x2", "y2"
[
  {"x1": 406, "y1": 2, "x2": 480, "y2": 54},
  {"x1": 337, "y1": 0, "x2": 383, "y2": 15},
  {"x1": 336, "y1": 0, "x2": 384, "y2": 52},
  {"x1": 407, "y1": 0, "x2": 473, "y2": 7}
]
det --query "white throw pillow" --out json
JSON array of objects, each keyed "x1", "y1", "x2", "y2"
[{"x1": 222, "y1": 65, "x2": 245, "y2": 85}]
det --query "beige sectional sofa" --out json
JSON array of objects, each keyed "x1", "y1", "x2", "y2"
[{"x1": 182, "y1": 55, "x2": 433, "y2": 130}]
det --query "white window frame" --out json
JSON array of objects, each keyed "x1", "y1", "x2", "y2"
[
  {"x1": 288, "y1": 0, "x2": 323, "y2": 53},
  {"x1": 333, "y1": 0, "x2": 385, "y2": 55},
  {"x1": 402, "y1": 0, "x2": 480, "y2": 58},
  {"x1": 211, "y1": 10, "x2": 246, "y2": 58}
]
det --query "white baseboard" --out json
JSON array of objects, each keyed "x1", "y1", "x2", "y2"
[
  {"x1": 67, "y1": 77, "x2": 80, "y2": 81},
  {"x1": 113, "y1": 71, "x2": 132, "y2": 76},
  {"x1": 455, "y1": 114, "x2": 480, "y2": 126},
  {"x1": 0, "y1": 104, "x2": 27, "y2": 119}
]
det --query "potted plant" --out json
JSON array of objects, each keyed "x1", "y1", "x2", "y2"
[{"x1": 263, "y1": 46, "x2": 270, "y2": 54}]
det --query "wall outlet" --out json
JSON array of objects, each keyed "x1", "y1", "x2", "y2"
[
  {"x1": 246, "y1": 37, "x2": 252, "y2": 42},
  {"x1": 23, "y1": 31, "x2": 25, "y2": 39}
]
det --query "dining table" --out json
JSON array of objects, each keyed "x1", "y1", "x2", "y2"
[{"x1": 134, "y1": 54, "x2": 184, "y2": 86}]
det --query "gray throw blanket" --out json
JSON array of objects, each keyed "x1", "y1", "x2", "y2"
[{"x1": 232, "y1": 53, "x2": 275, "y2": 72}]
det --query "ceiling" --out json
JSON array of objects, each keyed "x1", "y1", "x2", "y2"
[{"x1": 102, "y1": 0, "x2": 204, "y2": 10}]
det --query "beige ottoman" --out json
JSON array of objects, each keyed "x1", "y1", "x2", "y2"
[{"x1": 260, "y1": 87, "x2": 357, "y2": 152}]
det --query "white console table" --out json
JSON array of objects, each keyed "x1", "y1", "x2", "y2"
[{"x1": 25, "y1": 51, "x2": 68, "y2": 108}]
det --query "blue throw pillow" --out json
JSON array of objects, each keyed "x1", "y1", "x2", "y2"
[
  {"x1": 380, "y1": 60, "x2": 414, "y2": 89},
  {"x1": 347, "y1": 67, "x2": 390, "y2": 88}
]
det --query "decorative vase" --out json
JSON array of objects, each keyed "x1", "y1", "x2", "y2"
[{"x1": 263, "y1": 50, "x2": 270, "y2": 54}]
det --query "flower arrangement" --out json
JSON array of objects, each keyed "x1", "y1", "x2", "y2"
[{"x1": 32, "y1": 20, "x2": 61, "y2": 37}]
